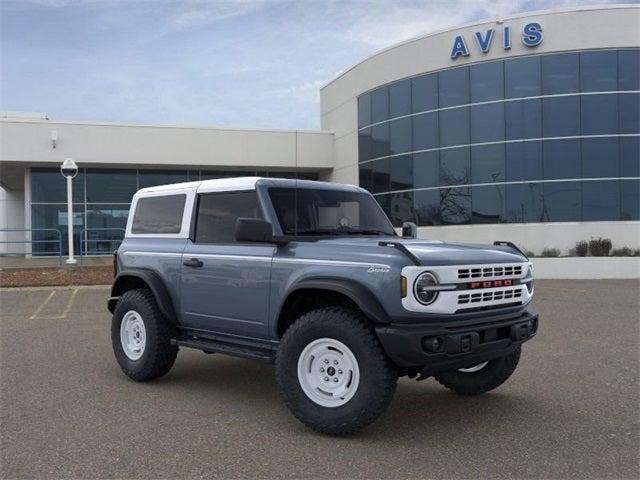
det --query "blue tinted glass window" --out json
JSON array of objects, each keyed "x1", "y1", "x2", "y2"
[
  {"x1": 375, "y1": 194, "x2": 391, "y2": 220},
  {"x1": 388, "y1": 191, "x2": 415, "y2": 226},
  {"x1": 440, "y1": 147, "x2": 470, "y2": 186},
  {"x1": 619, "y1": 49, "x2": 640, "y2": 91},
  {"x1": 471, "y1": 144, "x2": 505, "y2": 184},
  {"x1": 86, "y1": 169, "x2": 137, "y2": 203},
  {"x1": 470, "y1": 103, "x2": 504, "y2": 143},
  {"x1": 372, "y1": 158, "x2": 390, "y2": 194},
  {"x1": 412, "y1": 112, "x2": 438, "y2": 151},
  {"x1": 505, "y1": 56, "x2": 541, "y2": 98},
  {"x1": 389, "y1": 117, "x2": 412, "y2": 155},
  {"x1": 506, "y1": 183, "x2": 543, "y2": 223},
  {"x1": 581, "y1": 94, "x2": 618, "y2": 135},
  {"x1": 472, "y1": 185, "x2": 505, "y2": 224},
  {"x1": 439, "y1": 67, "x2": 469, "y2": 107},
  {"x1": 370, "y1": 87, "x2": 389, "y2": 123},
  {"x1": 412, "y1": 73, "x2": 438, "y2": 113},
  {"x1": 583, "y1": 180, "x2": 620, "y2": 221},
  {"x1": 440, "y1": 187, "x2": 471, "y2": 225},
  {"x1": 505, "y1": 99, "x2": 542, "y2": 140},
  {"x1": 414, "y1": 189, "x2": 441, "y2": 226},
  {"x1": 359, "y1": 128, "x2": 372, "y2": 162},
  {"x1": 138, "y1": 170, "x2": 188, "y2": 189},
  {"x1": 543, "y1": 139, "x2": 581, "y2": 179},
  {"x1": 506, "y1": 142, "x2": 543, "y2": 182},
  {"x1": 620, "y1": 136, "x2": 640, "y2": 177},
  {"x1": 439, "y1": 108, "x2": 469, "y2": 147},
  {"x1": 619, "y1": 93, "x2": 639, "y2": 134},
  {"x1": 371, "y1": 123, "x2": 390, "y2": 158},
  {"x1": 31, "y1": 204, "x2": 84, "y2": 255},
  {"x1": 85, "y1": 205, "x2": 128, "y2": 254},
  {"x1": 543, "y1": 97, "x2": 580, "y2": 137},
  {"x1": 358, "y1": 94, "x2": 371, "y2": 128},
  {"x1": 543, "y1": 182, "x2": 581, "y2": 222},
  {"x1": 621, "y1": 179, "x2": 640, "y2": 220},
  {"x1": 201, "y1": 170, "x2": 249, "y2": 179},
  {"x1": 580, "y1": 51, "x2": 618, "y2": 92},
  {"x1": 390, "y1": 155, "x2": 413, "y2": 191},
  {"x1": 359, "y1": 163, "x2": 372, "y2": 191},
  {"x1": 413, "y1": 152, "x2": 440, "y2": 189},
  {"x1": 470, "y1": 61, "x2": 504, "y2": 102},
  {"x1": 389, "y1": 79, "x2": 411, "y2": 118},
  {"x1": 582, "y1": 137, "x2": 619, "y2": 178},
  {"x1": 542, "y1": 53, "x2": 579, "y2": 94},
  {"x1": 31, "y1": 168, "x2": 85, "y2": 203}
]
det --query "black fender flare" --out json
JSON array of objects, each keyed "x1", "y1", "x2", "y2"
[
  {"x1": 279, "y1": 277, "x2": 391, "y2": 325},
  {"x1": 108, "y1": 269, "x2": 177, "y2": 323}
]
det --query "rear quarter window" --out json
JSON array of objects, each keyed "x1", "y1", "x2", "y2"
[{"x1": 131, "y1": 194, "x2": 186, "y2": 234}]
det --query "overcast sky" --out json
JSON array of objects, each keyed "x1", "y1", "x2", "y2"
[{"x1": 0, "y1": 0, "x2": 631, "y2": 130}]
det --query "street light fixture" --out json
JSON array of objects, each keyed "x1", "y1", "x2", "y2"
[{"x1": 60, "y1": 158, "x2": 78, "y2": 265}]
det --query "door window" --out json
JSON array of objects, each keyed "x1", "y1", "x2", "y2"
[{"x1": 195, "y1": 191, "x2": 262, "y2": 244}]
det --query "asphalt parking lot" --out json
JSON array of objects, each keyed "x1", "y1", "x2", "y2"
[{"x1": 1, "y1": 280, "x2": 638, "y2": 479}]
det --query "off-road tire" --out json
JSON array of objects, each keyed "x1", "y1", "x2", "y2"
[
  {"x1": 111, "y1": 289, "x2": 178, "y2": 381},
  {"x1": 276, "y1": 307, "x2": 397, "y2": 435},
  {"x1": 434, "y1": 347, "x2": 521, "y2": 395}
]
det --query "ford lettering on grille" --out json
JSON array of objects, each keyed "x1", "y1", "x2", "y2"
[{"x1": 469, "y1": 279, "x2": 513, "y2": 289}]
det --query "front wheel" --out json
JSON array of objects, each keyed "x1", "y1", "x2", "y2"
[
  {"x1": 434, "y1": 347, "x2": 521, "y2": 395},
  {"x1": 276, "y1": 307, "x2": 397, "y2": 435}
]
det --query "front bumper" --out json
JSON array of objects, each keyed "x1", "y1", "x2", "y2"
[{"x1": 375, "y1": 309, "x2": 538, "y2": 373}]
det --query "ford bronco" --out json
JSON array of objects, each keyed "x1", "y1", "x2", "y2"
[{"x1": 109, "y1": 177, "x2": 538, "y2": 434}]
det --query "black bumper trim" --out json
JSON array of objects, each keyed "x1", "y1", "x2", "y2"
[{"x1": 376, "y1": 309, "x2": 538, "y2": 370}]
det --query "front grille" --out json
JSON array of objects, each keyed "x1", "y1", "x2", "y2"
[
  {"x1": 458, "y1": 265, "x2": 523, "y2": 280},
  {"x1": 458, "y1": 287, "x2": 523, "y2": 305}
]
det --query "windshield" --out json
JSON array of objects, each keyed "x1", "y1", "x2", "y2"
[{"x1": 268, "y1": 187, "x2": 396, "y2": 236}]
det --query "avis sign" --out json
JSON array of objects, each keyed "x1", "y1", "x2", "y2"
[{"x1": 450, "y1": 22, "x2": 543, "y2": 59}]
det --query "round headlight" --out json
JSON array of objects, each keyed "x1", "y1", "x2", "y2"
[{"x1": 414, "y1": 272, "x2": 439, "y2": 305}]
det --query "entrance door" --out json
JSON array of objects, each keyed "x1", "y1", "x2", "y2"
[{"x1": 180, "y1": 190, "x2": 274, "y2": 339}]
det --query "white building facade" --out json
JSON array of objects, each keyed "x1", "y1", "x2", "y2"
[{"x1": 1, "y1": 5, "x2": 639, "y2": 257}]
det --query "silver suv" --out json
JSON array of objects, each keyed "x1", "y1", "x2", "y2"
[{"x1": 109, "y1": 177, "x2": 538, "y2": 435}]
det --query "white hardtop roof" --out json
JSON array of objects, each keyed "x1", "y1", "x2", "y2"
[{"x1": 136, "y1": 177, "x2": 262, "y2": 195}]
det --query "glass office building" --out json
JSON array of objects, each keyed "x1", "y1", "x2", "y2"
[{"x1": 356, "y1": 48, "x2": 639, "y2": 227}]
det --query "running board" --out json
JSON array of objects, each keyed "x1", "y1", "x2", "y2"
[{"x1": 171, "y1": 337, "x2": 276, "y2": 363}]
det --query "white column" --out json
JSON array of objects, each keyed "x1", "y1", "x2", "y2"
[{"x1": 65, "y1": 176, "x2": 77, "y2": 265}]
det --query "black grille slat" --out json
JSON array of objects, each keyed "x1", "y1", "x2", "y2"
[
  {"x1": 457, "y1": 265, "x2": 524, "y2": 280},
  {"x1": 457, "y1": 287, "x2": 524, "y2": 305}
]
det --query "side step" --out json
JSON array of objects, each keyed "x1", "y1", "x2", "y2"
[{"x1": 171, "y1": 336, "x2": 276, "y2": 363}]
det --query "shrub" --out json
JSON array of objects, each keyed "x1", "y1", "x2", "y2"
[
  {"x1": 589, "y1": 237, "x2": 612, "y2": 257},
  {"x1": 574, "y1": 241, "x2": 588, "y2": 257},
  {"x1": 525, "y1": 250, "x2": 535, "y2": 258},
  {"x1": 610, "y1": 247, "x2": 637, "y2": 257},
  {"x1": 540, "y1": 248, "x2": 561, "y2": 257}
]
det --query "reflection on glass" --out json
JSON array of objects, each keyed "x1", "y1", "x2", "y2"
[
  {"x1": 440, "y1": 187, "x2": 471, "y2": 225},
  {"x1": 542, "y1": 182, "x2": 581, "y2": 222},
  {"x1": 583, "y1": 180, "x2": 620, "y2": 221},
  {"x1": 388, "y1": 191, "x2": 415, "y2": 227},
  {"x1": 31, "y1": 168, "x2": 85, "y2": 203},
  {"x1": 543, "y1": 139, "x2": 581, "y2": 180},
  {"x1": 471, "y1": 103, "x2": 505, "y2": 143},
  {"x1": 390, "y1": 155, "x2": 413, "y2": 191},
  {"x1": 580, "y1": 51, "x2": 617, "y2": 92},
  {"x1": 371, "y1": 123, "x2": 390, "y2": 158},
  {"x1": 472, "y1": 185, "x2": 505, "y2": 224},
  {"x1": 138, "y1": 170, "x2": 189, "y2": 189},
  {"x1": 372, "y1": 158, "x2": 391, "y2": 194},
  {"x1": 506, "y1": 183, "x2": 543, "y2": 223},
  {"x1": 470, "y1": 61, "x2": 504, "y2": 102},
  {"x1": 471, "y1": 144, "x2": 505, "y2": 184},
  {"x1": 412, "y1": 73, "x2": 438, "y2": 113},
  {"x1": 505, "y1": 99, "x2": 542, "y2": 140},
  {"x1": 86, "y1": 169, "x2": 137, "y2": 203},
  {"x1": 413, "y1": 152, "x2": 440, "y2": 189},
  {"x1": 542, "y1": 96, "x2": 580, "y2": 137},
  {"x1": 542, "y1": 52, "x2": 579, "y2": 94},
  {"x1": 621, "y1": 180, "x2": 640, "y2": 220},
  {"x1": 619, "y1": 93, "x2": 639, "y2": 134},
  {"x1": 618, "y1": 49, "x2": 640, "y2": 91},
  {"x1": 620, "y1": 137, "x2": 640, "y2": 177},
  {"x1": 439, "y1": 67, "x2": 469, "y2": 108},
  {"x1": 439, "y1": 108, "x2": 469, "y2": 147},
  {"x1": 414, "y1": 189, "x2": 441, "y2": 225},
  {"x1": 440, "y1": 148, "x2": 470, "y2": 186},
  {"x1": 505, "y1": 56, "x2": 541, "y2": 98},
  {"x1": 371, "y1": 87, "x2": 389, "y2": 123},
  {"x1": 412, "y1": 112, "x2": 438, "y2": 151},
  {"x1": 389, "y1": 79, "x2": 411, "y2": 118},
  {"x1": 582, "y1": 137, "x2": 619, "y2": 178},
  {"x1": 359, "y1": 128, "x2": 372, "y2": 162},
  {"x1": 506, "y1": 142, "x2": 543, "y2": 182},
  {"x1": 358, "y1": 94, "x2": 371, "y2": 128},
  {"x1": 389, "y1": 117, "x2": 412, "y2": 155},
  {"x1": 31, "y1": 204, "x2": 85, "y2": 255}
]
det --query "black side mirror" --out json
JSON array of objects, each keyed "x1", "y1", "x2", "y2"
[
  {"x1": 402, "y1": 222, "x2": 417, "y2": 239},
  {"x1": 235, "y1": 218, "x2": 284, "y2": 244}
]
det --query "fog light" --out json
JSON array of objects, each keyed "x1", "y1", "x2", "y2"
[{"x1": 422, "y1": 336, "x2": 445, "y2": 353}]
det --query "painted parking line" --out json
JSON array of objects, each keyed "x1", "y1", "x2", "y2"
[{"x1": 29, "y1": 288, "x2": 79, "y2": 320}]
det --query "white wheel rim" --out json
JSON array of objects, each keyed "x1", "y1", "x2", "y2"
[
  {"x1": 458, "y1": 361, "x2": 488, "y2": 373},
  {"x1": 297, "y1": 338, "x2": 360, "y2": 408},
  {"x1": 120, "y1": 310, "x2": 146, "y2": 361}
]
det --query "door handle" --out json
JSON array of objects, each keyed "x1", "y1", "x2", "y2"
[{"x1": 183, "y1": 258, "x2": 203, "y2": 268}]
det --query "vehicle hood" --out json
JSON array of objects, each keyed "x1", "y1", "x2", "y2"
[{"x1": 313, "y1": 237, "x2": 527, "y2": 266}]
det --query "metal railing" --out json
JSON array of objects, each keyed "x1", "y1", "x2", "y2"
[
  {"x1": 0, "y1": 228, "x2": 64, "y2": 264},
  {"x1": 79, "y1": 228, "x2": 125, "y2": 261}
]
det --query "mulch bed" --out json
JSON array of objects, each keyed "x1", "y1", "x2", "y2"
[{"x1": 0, "y1": 266, "x2": 113, "y2": 288}]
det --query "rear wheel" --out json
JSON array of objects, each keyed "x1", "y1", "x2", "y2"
[
  {"x1": 434, "y1": 347, "x2": 521, "y2": 395},
  {"x1": 276, "y1": 307, "x2": 397, "y2": 435},
  {"x1": 111, "y1": 289, "x2": 178, "y2": 381}
]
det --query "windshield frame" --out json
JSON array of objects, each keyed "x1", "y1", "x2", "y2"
[{"x1": 266, "y1": 186, "x2": 397, "y2": 238}]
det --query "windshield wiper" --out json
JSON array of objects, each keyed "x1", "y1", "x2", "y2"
[{"x1": 339, "y1": 227, "x2": 392, "y2": 236}]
